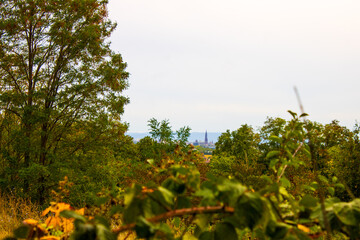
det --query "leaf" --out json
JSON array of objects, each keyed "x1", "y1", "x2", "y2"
[
  {"x1": 176, "y1": 196, "x2": 192, "y2": 209},
  {"x1": 333, "y1": 201, "x2": 360, "y2": 226},
  {"x1": 147, "y1": 159, "x2": 155, "y2": 165},
  {"x1": 332, "y1": 176, "x2": 338, "y2": 183},
  {"x1": 235, "y1": 193, "x2": 264, "y2": 230},
  {"x1": 214, "y1": 223, "x2": 238, "y2": 240},
  {"x1": 13, "y1": 226, "x2": 30, "y2": 238},
  {"x1": 335, "y1": 183, "x2": 345, "y2": 190},
  {"x1": 328, "y1": 187, "x2": 335, "y2": 196},
  {"x1": 23, "y1": 218, "x2": 38, "y2": 225},
  {"x1": 297, "y1": 224, "x2": 310, "y2": 233},
  {"x1": 317, "y1": 175, "x2": 328, "y2": 184},
  {"x1": 269, "y1": 136, "x2": 282, "y2": 144},
  {"x1": 280, "y1": 177, "x2": 291, "y2": 188},
  {"x1": 162, "y1": 178, "x2": 186, "y2": 194},
  {"x1": 158, "y1": 186, "x2": 175, "y2": 206},
  {"x1": 124, "y1": 184, "x2": 142, "y2": 206},
  {"x1": 40, "y1": 237, "x2": 60, "y2": 240},
  {"x1": 288, "y1": 110, "x2": 297, "y2": 118},
  {"x1": 266, "y1": 220, "x2": 289, "y2": 239},
  {"x1": 135, "y1": 217, "x2": 154, "y2": 239},
  {"x1": 195, "y1": 214, "x2": 211, "y2": 230},
  {"x1": 300, "y1": 195, "x2": 318, "y2": 208},
  {"x1": 199, "y1": 231, "x2": 214, "y2": 240},
  {"x1": 60, "y1": 210, "x2": 87, "y2": 222},
  {"x1": 123, "y1": 198, "x2": 142, "y2": 224},
  {"x1": 269, "y1": 159, "x2": 279, "y2": 169},
  {"x1": 266, "y1": 150, "x2": 280, "y2": 159},
  {"x1": 96, "y1": 224, "x2": 117, "y2": 240}
]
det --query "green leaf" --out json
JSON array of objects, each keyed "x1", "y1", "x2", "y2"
[
  {"x1": 124, "y1": 184, "x2": 142, "y2": 206},
  {"x1": 60, "y1": 210, "x2": 87, "y2": 222},
  {"x1": 235, "y1": 193, "x2": 264, "y2": 230},
  {"x1": 13, "y1": 225, "x2": 30, "y2": 238},
  {"x1": 123, "y1": 198, "x2": 142, "y2": 224},
  {"x1": 328, "y1": 187, "x2": 335, "y2": 196},
  {"x1": 261, "y1": 175, "x2": 273, "y2": 183},
  {"x1": 158, "y1": 186, "x2": 175, "y2": 206},
  {"x1": 147, "y1": 159, "x2": 155, "y2": 165},
  {"x1": 335, "y1": 183, "x2": 345, "y2": 190},
  {"x1": 155, "y1": 223, "x2": 173, "y2": 238},
  {"x1": 214, "y1": 223, "x2": 238, "y2": 240},
  {"x1": 171, "y1": 165, "x2": 189, "y2": 175},
  {"x1": 269, "y1": 159, "x2": 279, "y2": 169},
  {"x1": 310, "y1": 182, "x2": 319, "y2": 190},
  {"x1": 135, "y1": 217, "x2": 154, "y2": 239},
  {"x1": 267, "y1": 150, "x2": 280, "y2": 159},
  {"x1": 280, "y1": 177, "x2": 291, "y2": 188},
  {"x1": 199, "y1": 231, "x2": 214, "y2": 240},
  {"x1": 299, "y1": 195, "x2": 318, "y2": 208},
  {"x1": 332, "y1": 176, "x2": 338, "y2": 183},
  {"x1": 195, "y1": 214, "x2": 211, "y2": 230},
  {"x1": 318, "y1": 175, "x2": 328, "y2": 184},
  {"x1": 176, "y1": 196, "x2": 192, "y2": 209},
  {"x1": 266, "y1": 220, "x2": 289, "y2": 239},
  {"x1": 333, "y1": 200, "x2": 360, "y2": 226},
  {"x1": 162, "y1": 178, "x2": 186, "y2": 194},
  {"x1": 96, "y1": 223, "x2": 117, "y2": 240},
  {"x1": 288, "y1": 110, "x2": 297, "y2": 118},
  {"x1": 269, "y1": 136, "x2": 282, "y2": 144}
]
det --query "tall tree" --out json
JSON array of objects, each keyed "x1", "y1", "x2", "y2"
[
  {"x1": 0, "y1": 0, "x2": 129, "y2": 202},
  {"x1": 214, "y1": 124, "x2": 260, "y2": 164}
]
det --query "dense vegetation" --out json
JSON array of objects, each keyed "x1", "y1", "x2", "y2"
[{"x1": 1, "y1": 0, "x2": 360, "y2": 239}]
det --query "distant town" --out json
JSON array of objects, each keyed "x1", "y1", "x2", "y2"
[{"x1": 127, "y1": 131, "x2": 220, "y2": 149}]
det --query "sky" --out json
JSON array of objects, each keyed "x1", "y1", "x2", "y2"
[{"x1": 107, "y1": 0, "x2": 360, "y2": 133}]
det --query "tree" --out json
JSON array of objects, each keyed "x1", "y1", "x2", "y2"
[
  {"x1": 214, "y1": 124, "x2": 260, "y2": 164},
  {"x1": 0, "y1": 0, "x2": 129, "y2": 202},
  {"x1": 148, "y1": 118, "x2": 173, "y2": 143}
]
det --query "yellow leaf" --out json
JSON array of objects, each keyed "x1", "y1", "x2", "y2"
[
  {"x1": 62, "y1": 218, "x2": 74, "y2": 233},
  {"x1": 75, "y1": 208, "x2": 85, "y2": 215},
  {"x1": 40, "y1": 237, "x2": 60, "y2": 240},
  {"x1": 42, "y1": 207, "x2": 51, "y2": 217},
  {"x1": 23, "y1": 218, "x2": 38, "y2": 225},
  {"x1": 297, "y1": 224, "x2": 310, "y2": 233},
  {"x1": 45, "y1": 216, "x2": 61, "y2": 228}
]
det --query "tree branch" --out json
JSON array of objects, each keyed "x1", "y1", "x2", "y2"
[{"x1": 112, "y1": 205, "x2": 234, "y2": 234}]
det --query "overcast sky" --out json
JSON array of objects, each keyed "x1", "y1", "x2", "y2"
[{"x1": 107, "y1": 0, "x2": 360, "y2": 132}]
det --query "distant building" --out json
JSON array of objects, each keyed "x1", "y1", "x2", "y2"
[
  {"x1": 205, "y1": 130, "x2": 208, "y2": 145},
  {"x1": 190, "y1": 130, "x2": 215, "y2": 148}
]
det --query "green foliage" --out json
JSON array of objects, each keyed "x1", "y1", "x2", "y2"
[
  {"x1": 136, "y1": 118, "x2": 192, "y2": 164},
  {"x1": 148, "y1": 118, "x2": 173, "y2": 143},
  {"x1": 0, "y1": 0, "x2": 130, "y2": 203},
  {"x1": 8, "y1": 110, "x2": 360, "y2": 240},
  {"x1": 214, "y1": 124, "x2": 260, "y2": 163}
]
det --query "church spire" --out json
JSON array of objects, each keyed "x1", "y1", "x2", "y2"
[{"x1": 205, "y1": 130, "x2": 208, "y2": 145}]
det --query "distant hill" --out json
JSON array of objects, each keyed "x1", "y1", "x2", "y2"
[{"x1": 126, "y1": 132, "x2": 222, "y2": 143}]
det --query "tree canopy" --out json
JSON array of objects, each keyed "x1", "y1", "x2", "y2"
[{"x1": 0, "y1": 0, "x2": 129, "y2": 202}]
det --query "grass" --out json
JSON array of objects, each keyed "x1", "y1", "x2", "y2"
[{"x1": 0, "y1": 191, "x2": 42, "y2": 239}]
